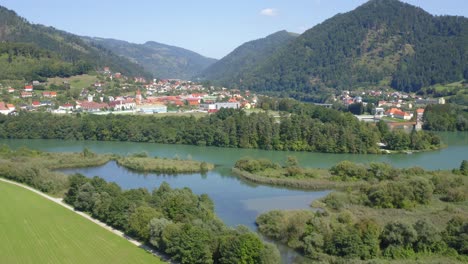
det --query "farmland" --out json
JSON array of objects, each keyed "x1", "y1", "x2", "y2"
[{"x1": 0, "y1": 180, "x2": 164, "y2": 264}]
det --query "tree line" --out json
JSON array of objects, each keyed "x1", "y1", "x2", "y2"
[
  {"x1": 423, "y1": 104, "x2": 468, "y2": 131},
  {"x1": 0, "y1": 101, "x2": 441, "y2": 154},
  {"x1": 64, "y1": 174, "x2": 280, "y2": 264}
]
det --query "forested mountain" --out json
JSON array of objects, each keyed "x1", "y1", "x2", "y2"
[
  {"x1": 83, "y1": 37, "x2": 217, "y2": 80},
  {"x1": 199, "y1": 30, "x2": 298, "y2": 86},
  {"x1": 0, "y1": 6, "x2": 151, "y2": 80},
  {"x1": 209, "y1": 0, "x2": 467, "y2": 96}
]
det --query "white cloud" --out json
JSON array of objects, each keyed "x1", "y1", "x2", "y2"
[{"x1": 260, "y1": 8, "x2": 278, "y2": 17}]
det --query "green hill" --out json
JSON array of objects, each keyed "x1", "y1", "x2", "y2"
[
  {"x1": 0, "y1": 6, "x2": 152, "y2": 81},
  {"x1": 207, "y1": 0, "x2": 468, "y2": 97},
  {"x1": 199, "y1": 30, "x2": 298, "y2": 86},
  {"x1": 0, "y1": 180, "x2": 163, "y2": 264}
]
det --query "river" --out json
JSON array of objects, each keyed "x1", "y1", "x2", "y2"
[{"x1": 1, "y1": 131, "x2": 466, "y2": 263}]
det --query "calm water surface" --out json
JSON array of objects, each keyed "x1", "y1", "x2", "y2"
[{"x1": 1, "y1": 131, "x2": 466, "y2": 263}]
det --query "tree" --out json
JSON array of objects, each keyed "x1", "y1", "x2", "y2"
[
  {"x1": 413, "y1": 220, "x2": 445, "y2": 253},
  {"x1": 380, "y1": 221, "x2": 417, "y2": 252},
  {"x1": 460, "y1": 160, "x2": 468, "y2": 176},
  {"x1": 218, "y1": 233, "x2": 264, "y2": 264},
  {"x1": 149, "y1": 217, "x2": 173, "y2": 249},
  {"x1": 127, "y1": 206, "x2": 161, "y2": 241}
]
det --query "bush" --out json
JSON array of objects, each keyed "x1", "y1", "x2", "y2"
[{"x1": 329, "y1": 161, "x2": 368, "y2": 181}]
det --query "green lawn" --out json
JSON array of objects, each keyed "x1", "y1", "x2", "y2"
[
  {"x1": 47, "y1": 74, "x2": 98, "y2": 89},
  {"x1": 0, "y1": 180, "x2": 164, "y2": 264}
]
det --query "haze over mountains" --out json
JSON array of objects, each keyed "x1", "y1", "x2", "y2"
[
  {"x1": 0, "y1": 6, "x2": 151, "y2": 80},
  {"x1": 0, "y1": 5, "x2": 216, "y2": 80},
  {"x1": 83, "y1": 37, "x2": 217, "y2": 80}
]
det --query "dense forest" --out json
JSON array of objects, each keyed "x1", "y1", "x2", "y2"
[
  {"x1": 199, "y1": 30, "x2": 297, "y2": 86},
  {"x1": 203, "y1": 0, "x2": 467, "y2": 96},
  {"x1": 0, "y1": 6, "x2": 151, "y2": 80},
  {"x1": 0, "y1": 42, "x2": 92, "y2": 81},
  {"x1": 0, "y1": 101, "x2": 440, "y2": 153},
  {"x1": 423, "y1": 104, "x2": 468, "y2": 131}
]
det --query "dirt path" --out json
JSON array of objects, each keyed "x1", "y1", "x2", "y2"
[{"x1": 0, "y1": 178, "x2": 174, "y2": 263}]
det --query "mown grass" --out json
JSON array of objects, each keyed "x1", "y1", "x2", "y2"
[
  {"x1": 116, "y1": 156, "x2": 214, "y2": 173},
  {"x1": 0, "y1": 180, "x2": 163, "y2": 264}
]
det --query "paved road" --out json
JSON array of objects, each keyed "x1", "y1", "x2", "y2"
[{"x1": 0, "y1": 178, "x2": 174, "y2": 264}]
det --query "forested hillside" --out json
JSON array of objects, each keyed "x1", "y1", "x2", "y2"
[
  {"x1": 199, "y1": 30, "x2": 298, "y2": 86},
  {"x1": 209, "y1": 0, "x2": 467, "y2": 96},
  {"x1": 0, "y1": 6, "x2": 151, "y2": 80},
  {"x1": 84, "y1": 38, "x2": 217, "y2": 80}
]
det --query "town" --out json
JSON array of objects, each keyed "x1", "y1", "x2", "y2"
[{"x1": 0, "y1": 66, "x2": 447, "y2": 127}]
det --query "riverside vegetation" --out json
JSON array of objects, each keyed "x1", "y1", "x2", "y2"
[
  {"x1": 247, "y1": 158, "x2": 468, "y2": 263},
  {"x1": 0, "y1": 99, "x2": 441, "y2": 153},
  {"x1": 0, "y1": 145, "x2": 280, "y2": 264}
]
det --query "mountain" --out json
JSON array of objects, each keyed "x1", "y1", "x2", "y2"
[
  {"x1": 84, "y1": 37, "x2": 217, "y2": 80},
  {"x1": 199, "y1": 30, "x2": 298, "y2": 86},
  {"x1": 0, "y1": 6, "x2": 151, "y2": 80},
  {"x1": 208, "y1": 0, "x2": 468, "y2": 97}
]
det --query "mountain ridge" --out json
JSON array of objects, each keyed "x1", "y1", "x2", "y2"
[
  {"x1": 84, "y1": 37, "x2": 217, "y2": 80},
  {"x1": 0, "y1": 5, "x2": 152, "y2": 79},
  {"x1": 199, "y1": 30, "x2": 298, "y2": 86},
  {"x1": 202, "y1": 0, "x2": 467, "y2": 98}
]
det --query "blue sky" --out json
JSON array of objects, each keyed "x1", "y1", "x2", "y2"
[{"x1": 0, "y1": 0, "x2": 466, "y2": 59}]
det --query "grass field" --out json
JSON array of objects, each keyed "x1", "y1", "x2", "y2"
[
  {"x1": 47, "y1": 74, "x2": 98, "y2": 89},
  {"x1": 0, "y1": 180, "x2": 163, "y2": 264}
]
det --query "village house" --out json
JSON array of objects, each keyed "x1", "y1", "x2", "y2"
[
  {"x1": 24, "y1": 85, "x2": 33, "y2": 92},
  {"x1": 7, "y1": 87, "x2": 15, "y2": 93},
  {"x1": 42, "y1": 91, "x2": 57, "y2": 98},
  {"x1": 138, "y1": 104, "x2": 168, "y2": 114},
  {"x1": 109, "y1": 99, "x2": 136, "y2": 110},
  {"x1": 0, "y1": 102, "x2": 15, "y2": 115},
  {"x1": 75, "y1": 101, "x2": 109, "y2": 112},
  {"x1": 21, "y1": 92, "x2": 33, "y2": 98},
  {"x1": 385, "y1": 108, "x2": 413, "y2": 120}
]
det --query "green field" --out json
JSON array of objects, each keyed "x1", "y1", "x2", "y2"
[
  {"x1": 0, "y1": 180, "x2": 164, "y2": 264},
  {"x1": 47, "y1": 74, "x2": 98, "y2": 89}
]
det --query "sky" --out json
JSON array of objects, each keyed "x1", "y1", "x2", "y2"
[{"x1": 0, "y1": 0, "x2": 466, "y2": 59}]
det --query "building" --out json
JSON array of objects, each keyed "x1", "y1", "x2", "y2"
[
  {"x1": 138, "y1": 104, "x2": 167, "y2": 114},
  {"x1": 76, "y1": 101, "x2": 108, "y2": 112},
  {"x1": 21, "y1": 92, "x2": 33, "y2": 98},
  {"x1": 42, "y1": 91, "x2": 57, "y2": 98},
  {"x1": 24, "y1": 85, "x2": 33, "y2": 92},
  {"x1": 415, "y1": 98, "x2": 445, "y2": 105},
  {"x1": 385, "y1": 108, "x2": 412, "y2": 120},
  {"x1": 109, "y1": 99, "x2": 136, "y2": 110},
  {"x1": 0, "y1": 102, "x2": 14, "y2": 115}
]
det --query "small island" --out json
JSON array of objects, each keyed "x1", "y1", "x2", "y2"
[{"x1": 116, "y1": 153, "x2": 214, "y2": 173}]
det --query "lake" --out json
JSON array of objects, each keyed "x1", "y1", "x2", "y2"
[{"x1": 1, "y1": 131, "x2": 466, "y2": 263}]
